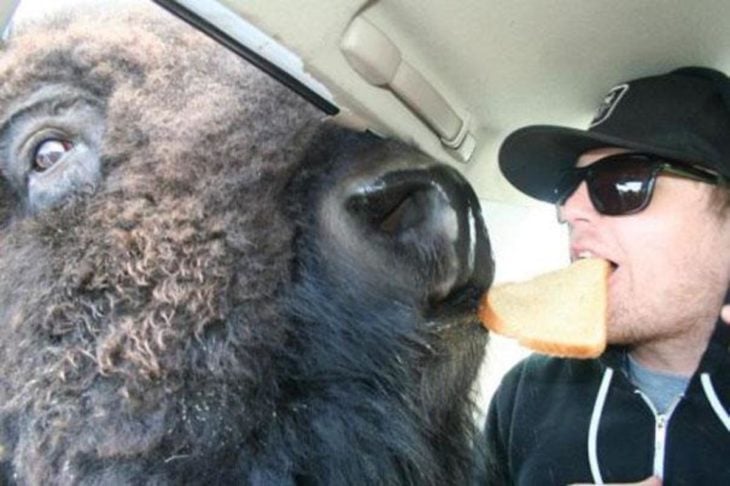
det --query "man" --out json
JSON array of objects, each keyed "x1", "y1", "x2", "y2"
[{"x1": 484, "y1": 67, "x2": 730, "y2": 485}]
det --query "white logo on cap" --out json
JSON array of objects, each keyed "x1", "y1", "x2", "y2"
[{"x1": 590, "y1": 83, "x2": 629, "y2": 128}]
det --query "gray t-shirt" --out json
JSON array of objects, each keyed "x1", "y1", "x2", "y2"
[{"x1": 626, "y1": 354, "x2": 690, "y2": 414}]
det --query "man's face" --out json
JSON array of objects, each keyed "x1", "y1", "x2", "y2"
[{"x1": 558, "y1": 147, "x2": 730, "y2": 345}]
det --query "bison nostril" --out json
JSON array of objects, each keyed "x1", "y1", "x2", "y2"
[
  {"x1": 378, "y1": 190, "x2": 429, "y2": 234},
  {"x1": 346, "y1": 176, "x2": 433, "y2": 235},
  {"x1": 340, "y1": 165, "x2": 493, "y2": 304}
]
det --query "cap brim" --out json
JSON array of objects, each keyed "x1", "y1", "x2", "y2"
[{"x1": 498, "y1": 125, "x2": 699, "y2": 203}]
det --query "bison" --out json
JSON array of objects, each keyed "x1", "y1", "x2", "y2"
[{"x1": 0, "y1": 5, "x2": 493, "y2": 484}]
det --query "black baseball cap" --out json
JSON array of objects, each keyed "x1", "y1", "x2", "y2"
[{"x1": 499, "y1": 66, "x2": 730, "y2": 203}]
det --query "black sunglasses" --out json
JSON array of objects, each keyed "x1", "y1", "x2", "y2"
[{"x1": 554, "y1": 152, "x2": 726, "y2": 216}]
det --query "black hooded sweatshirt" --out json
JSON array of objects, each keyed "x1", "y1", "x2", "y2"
[{"x1": 484, "y1": 321, "x2": 730, "y2": 485}]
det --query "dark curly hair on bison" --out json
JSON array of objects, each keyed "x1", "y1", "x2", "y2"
[{"x1": 0, "y1": 5, "x2": 493, "y2": 485}]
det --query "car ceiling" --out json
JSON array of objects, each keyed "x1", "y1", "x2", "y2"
[{"x1": 10, "y1": 0, "x2": 730, "y2": 205}]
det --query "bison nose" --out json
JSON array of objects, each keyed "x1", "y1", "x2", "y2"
[{"x1": 344, "y1": 164, "x2": 493, "y2": 302}]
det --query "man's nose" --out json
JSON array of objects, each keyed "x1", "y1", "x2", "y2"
[{"x1": 556, "y1": 181, "x2": 597, "y2": 225}]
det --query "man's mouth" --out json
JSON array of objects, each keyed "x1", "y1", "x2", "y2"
[{"x1": 574, "y1": 250, "x2": 619, "y2": 274}]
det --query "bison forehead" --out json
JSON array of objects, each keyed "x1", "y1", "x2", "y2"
[{"x1": 0, "y1": 7, "x2": 323, "y2": 384}]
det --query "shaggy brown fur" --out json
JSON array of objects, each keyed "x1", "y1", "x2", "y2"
[{"x1": 0, "y1": 6, "x2": 493, "y2": 485}]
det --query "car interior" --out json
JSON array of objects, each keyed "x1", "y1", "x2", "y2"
[{"x1": 4, "y1": 0, "x2": 730, "y2": 411}]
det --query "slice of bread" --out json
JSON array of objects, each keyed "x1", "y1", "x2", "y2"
[{"x1": 479, "y1": 258, "x2": 610, "y2": 359}]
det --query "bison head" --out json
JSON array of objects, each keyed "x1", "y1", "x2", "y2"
[{"x1": 0, "y1": 6, "x2": 493, "y2": 484}]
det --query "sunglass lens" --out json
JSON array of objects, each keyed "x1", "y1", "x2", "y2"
[
  {"x1": 588, "y1": 157, "x2": 655, "y2": 215},
  {"x1": 554, "y1": 170, "x2": 583, "y2": 205}
]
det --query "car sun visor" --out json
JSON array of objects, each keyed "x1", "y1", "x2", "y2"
[
  {"x1": 152, "y1": 0, "x2": 340, "y2": 116},
  {"x1": 152, "y1": 0, "x2": 475, "y2": 164}
]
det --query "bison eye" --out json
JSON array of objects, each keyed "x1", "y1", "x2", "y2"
[{"x1": 33, "y1": 138, "x2": 73, "y2": 172}]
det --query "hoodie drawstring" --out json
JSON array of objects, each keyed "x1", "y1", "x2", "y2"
[
  {"x1": 701, "y1": 373, "x2": 730, "y2": 431},
  {"x1": 584, "y1": 369, "x2": 727, "y2": 484},
  {"x1": 588, "y1": 367, "x2": 614, "y2": 485}
]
